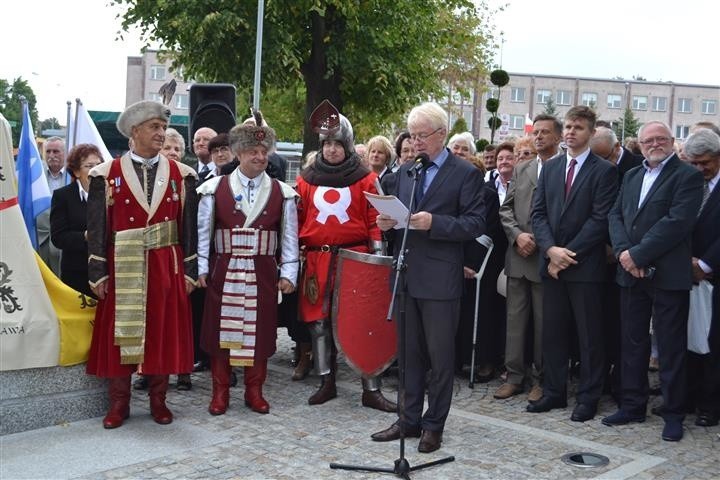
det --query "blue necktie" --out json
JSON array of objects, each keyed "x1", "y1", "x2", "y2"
[{"x1": 415, "y1": 162, "x2": 434, "y2": 206}]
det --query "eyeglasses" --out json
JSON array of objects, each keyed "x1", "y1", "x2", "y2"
[
  {"x1": 410, "y1": 127, "x2": 442, "y2": 142},
  {"x1": 639, "y1": 136, "x2": 671, "y2": 146}
]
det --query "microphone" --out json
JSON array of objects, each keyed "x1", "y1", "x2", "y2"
[{"x1": 407, "y1": 153, "x2": 430, "y2": 176}]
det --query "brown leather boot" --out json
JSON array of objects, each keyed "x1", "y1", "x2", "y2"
[
  {"x1": 148, "y1": 375, "x2": 173, "y2": 424},
  {"x1": 362, "y1": 390, "x2": 398, "y2": 412},
  {"x1": 103, "y1": 376, "x2": 131, "y2": 429},
  {"x1": 308, "y1": 373, "x2": 337, "y2": 405},
  {"x1": 244, "y1": 360, "x2": 270, "y2": 414},
  {"x1": 292, "y1": 342, "x2": 313, "y2": 381},
  {"x1": 209, "y1": 356, "x2": 232, "y2": 415}
]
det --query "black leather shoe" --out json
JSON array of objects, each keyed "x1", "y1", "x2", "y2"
[
  {"x1": 601, "y1": 410, "x2": 646, "y2": 426},
  {"x1": 371, "y1": 421, "x2": 421, "y2": 442},
  {"x1": 662, "y1": 419, "x2": 683, "y2": 441},
  {"x1": 133, "y1": 376, "x2": 148, "y2": 390},
  {"x1": 526, "y1": 396, "x2": 567, "y2": 413},
  {"x1": 571, "y1": 403, "x2": 597, "y2": 422},
  {"x1": 695, "y1": 411, "x2": 719, "y2": 427},
  {"x1": 418, "y1": 430, "x2": 443, "y2": 453},
  {"x1": 176, "y1": 374, "x2": 192, "y2": 391}
]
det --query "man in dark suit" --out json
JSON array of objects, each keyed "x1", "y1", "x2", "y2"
[
  {"x1": 527, "y1": 106, "x2": 618, "y2": 422},
  {"x1": 591, "y1": 125, "x2": 644, "y2": 404},
  {"x1": 603, "y1": 121, "x2": 703, "y2": 442},
  {"x1": 192, "y1": 127, "x2": 217, "y2": 181},
  {"x1": 371, "y1": 102, "x2": 488, "y2": 453},
  {"x1": 495, "y1": 114, "x2": 562, "y2": 402},
  {"x1": 684, "y1": 128, "x2": 720, "y2": 427},
  {"x1": 591, "y1": 126, "x2": 643, "y2": 183}
]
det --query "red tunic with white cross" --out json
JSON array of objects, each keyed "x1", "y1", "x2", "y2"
[{"x1": 295, "y1": 171, "x2": 380, "y2": 323}]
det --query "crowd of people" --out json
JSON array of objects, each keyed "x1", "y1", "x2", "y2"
[{"x1": 41, "y1": 98, "x2": 718, "y2": 450}]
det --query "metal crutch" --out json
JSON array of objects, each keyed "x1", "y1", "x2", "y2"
[{"x1": 469, "y1": 234, "x2": 494, "y2": 389}]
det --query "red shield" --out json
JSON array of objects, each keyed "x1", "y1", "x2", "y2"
[{"x1": 332, "y1": 249, "x2": 397, "y2": 376}]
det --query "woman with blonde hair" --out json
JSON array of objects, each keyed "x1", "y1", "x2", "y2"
[{"x1": 366, "y1": 135, "x2": 394, "y2": 180}]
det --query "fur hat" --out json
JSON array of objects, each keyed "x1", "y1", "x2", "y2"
[
  {"x1": 229, "y1": 110, "x2": 276, "y2": 153},
  {"x1": 310, "y1": 100, "x2": 355, "y2": 154},
  {"x1": 116, "y1": 100, "x2": 171, "y2": 138}
]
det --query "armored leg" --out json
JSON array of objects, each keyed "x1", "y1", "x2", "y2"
[
  {"x1": 362, "y1": 376, "x2": 397, "y2": 412},
  {"x1": 308, "y1": 320, "x2": 337, "y2": 405},
  {"x1": 309, "y1": 320, "x2": 333, "y2": 376}
]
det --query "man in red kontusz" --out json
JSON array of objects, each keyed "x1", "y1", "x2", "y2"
[{"x1": 86, "y1": 100, "x2": 198, "y2": 429}]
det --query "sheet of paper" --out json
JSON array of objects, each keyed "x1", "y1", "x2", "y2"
[{"x1": 364, "y1": 191, "x2": 414, "y2": 229}]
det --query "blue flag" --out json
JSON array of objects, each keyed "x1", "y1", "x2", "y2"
[{"x1": 16, "y1": 102, "x2": 51, "y2": 249}]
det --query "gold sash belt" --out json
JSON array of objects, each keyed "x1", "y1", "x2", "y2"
[{"x1": 114, "y1": 220, "x2": 179, "y2": 364}]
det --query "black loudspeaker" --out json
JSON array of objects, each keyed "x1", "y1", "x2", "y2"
[{"x1": 188, "y1": 83, "x2": 237, "y2": 145}]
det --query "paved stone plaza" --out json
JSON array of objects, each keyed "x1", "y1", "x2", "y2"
[{"x1": 2, "y1": 332, "x2": 718, "y2": 479}]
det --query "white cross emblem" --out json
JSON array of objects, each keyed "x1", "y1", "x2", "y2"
[{"x1": 313, "y1": 186, "x2": 351, "y2": 224}]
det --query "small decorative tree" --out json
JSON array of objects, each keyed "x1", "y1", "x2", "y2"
[
  {"x1": 543, "y1": 97, "x2": 558, "y2": 116},
  {"x1": 476, "y1": 138, "x2": 489, "y2": 152},
  {"x1": 486, "y1": 69, "x2": 509, "y2": 144},
  {"x1": 614, "y1": 107, "x2": 640, "y2": 141},
  {"x1": 448, "y1": 117, "x2": 469, "y2": 141}
]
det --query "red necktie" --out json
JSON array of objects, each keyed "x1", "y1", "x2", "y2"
[{"x1": 565, "y1": 158, "x2": 577, "y2": 199}]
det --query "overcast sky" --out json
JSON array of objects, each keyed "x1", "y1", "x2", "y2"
[{"x1": 2, "y1": 0, "x2": 718, "y2": 123}]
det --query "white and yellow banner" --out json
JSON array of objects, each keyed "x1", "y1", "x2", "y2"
[{"x1": 0, "y1": 113, "x2": 94, "y2": 371}]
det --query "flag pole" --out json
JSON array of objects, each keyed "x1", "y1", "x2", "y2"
[
  {"x1": 252, "y1": 0, "x2": 265, "y2": 111},
  {"x1": 73, "y1": 98, "x2": 82, "y2": 147},
  {"x1": 65, "y1": 101, "x2": 72, "y2": 156}
]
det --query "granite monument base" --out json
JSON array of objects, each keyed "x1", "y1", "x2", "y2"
[{"x1": 0, "y1": 364, "x2": 108, "y2": 435}]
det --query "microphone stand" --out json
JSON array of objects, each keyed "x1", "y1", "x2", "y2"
[{"x1": 330, "y1": 162, "x2": 455, "y2": 479}]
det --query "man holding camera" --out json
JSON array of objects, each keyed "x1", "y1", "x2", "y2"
[{"x1": 603, "y1": 121, "x2": 704, "y2": 442}]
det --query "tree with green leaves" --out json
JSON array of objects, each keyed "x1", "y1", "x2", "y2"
[
  {"x1": 447, "y1": 117, "x2": 469, "y2": 141},
  {"x1": 40, "y1": 118, "x2": 62, "y2": 132},
  {"x1": 112, "y1": 0, "x2": 497, "y2": 153},
  {"x1": 0, "y1": 78, "x2": 39, "y2": 147},
  {"x1": 543, "y1": 97, "x2": 558, "y2": 116},
  {"x1": 614, "y1": 107, "x2": 640, "y2": 141}
]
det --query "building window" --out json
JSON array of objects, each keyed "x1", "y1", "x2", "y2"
[
  {"x1": 511, "y1": 87, "x2": 525, "y2": 103},
  {"x1": 556, "y1": 90, "x2": 572, "y2": 106},
  {"x1": 536, "y1": 89, "x2": 551, "y2": 104},
  {"x1": 510, "y1": 115, "x2": 524, "y2": 130},
  {"x1": 632, "y1": 95, "x2": 648, "y2": 111},
  {"x1": 581, "y1": 92, "x2": 597, "y2": 107},
  {"x1": 652, "y1": 96, "x2": 667, "y2": 112},
  {"x1": 678, "y1": 98, "x2": 692, "y2": 113},
  {"x1": 463, "y1": 111, "x2": 472, "y2": 126},
  {"x1": 675, "y1": 125, "x2": 690, "y2": 139},
  {"x1": 607, "y1": 94, "x2": 622, "y2": 109},
  {"x1": 150, "y1": 65, "x2": 166, "y2": 81},
  {"x1": 150, "y1": 92, "x2": 162, "y2": 103},
  {"x1": 175, "y1": 94, "x2": 189, "y2": 110},
  {"x1": 702, "y1": 100, "x2": 717, "y2": 115}
]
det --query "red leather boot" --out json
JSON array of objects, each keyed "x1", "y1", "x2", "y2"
[
  {"x1": 244, "y1": 360, "x2": 269, "y2": 414},
  {"x1": 103, "y1": 376, "x2": 131, "y2": 429},
  {"x1": 209, "y1": 356, "x2": 232, "y2": 415},
  {"x1": 147, "y1": 375, "x2": 173, "y2": 424}
]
